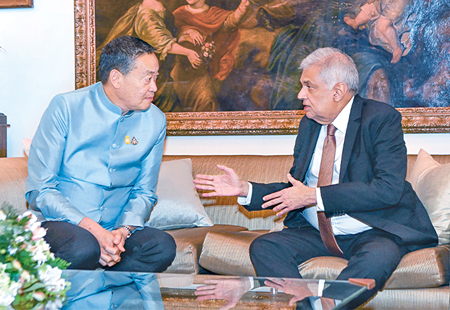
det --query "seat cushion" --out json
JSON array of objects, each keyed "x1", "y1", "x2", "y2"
[
  {"x1": 199, "y1": 230, "x2": 268, "y2": 276},
  {"x1": 300, "y1": 245, "x2": 449, "y2": 289},
  {"x1": 360, "y1": 286, "x2": 450, "y2": 310},
  {"x1": 165, "y1": 225, "x2": 248, "y2": 274},
  {"x1": 200, "y1": 230, "x2": 449, "y2": 289}
]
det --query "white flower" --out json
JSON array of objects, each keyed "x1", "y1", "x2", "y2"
[
  {"x1": 20, "y1": 270, "x2": 31, "y2": 283},
  {"x1": 7, "y1": 245, "x2": 18, "y2": 255},
  {"x1": 39, "y1": 265, "x2": 65, "y2": 292},
  {"x1": 29, "y1": 239, "x2": 51, "y2": 266},
  {"x1": 12, "y1": 260, "x2": 22, "y2": 270},
  {"x1": 15, "y1": 236, "x2": 25, "y2": 243},
  {"x1": 32, "y1": 225, "x2": 47, "y2": 241},
  {"x1": 19, "y1": 210, "x2": 33, "y2": 220},
  {"x1": 0, "y1": 210, "x2": 6, "y2": 221},
  {"x1": 0, "y1": 268, "x2": 21, "y2": 306},
  {"x1": 45, "y1": 299, "x2": 63, "y2": 310}
]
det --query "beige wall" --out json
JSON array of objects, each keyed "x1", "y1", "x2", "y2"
[{"x1": 1, "y1": 1, "x2": 450, "y2": 158}]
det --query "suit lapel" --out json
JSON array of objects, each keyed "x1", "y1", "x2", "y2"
[
  {"x1": 340, "y1": 95, "x2": 363, "y2": 183},
  {"x1": 295, "y1": 119, "x2": 321, "y2": 181}
]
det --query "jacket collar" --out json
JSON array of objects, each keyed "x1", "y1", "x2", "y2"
[{"x1": 340, "y1": 94, "x2": 363, "y2": 182}]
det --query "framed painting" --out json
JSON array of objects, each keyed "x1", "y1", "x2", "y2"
[
  {"x1": 74, "y1": 0, "x2": 450, "y2": 135},
  {"x1": 0, "y1": 0, "x2": 33, "y2": 8}
]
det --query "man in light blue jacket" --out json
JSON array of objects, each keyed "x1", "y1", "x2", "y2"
[{"x1": 26, "y1": 36, "x2": 176, "y2": 272}]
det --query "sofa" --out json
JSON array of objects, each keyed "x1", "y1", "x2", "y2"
[{"x1": 1, "y1": 150, "x2": 449, "y2": 309}]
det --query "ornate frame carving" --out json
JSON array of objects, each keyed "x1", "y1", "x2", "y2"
[{"x1": 74, "y1": 0, "x2": 450, "y2": 135}]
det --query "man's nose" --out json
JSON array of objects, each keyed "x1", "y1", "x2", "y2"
[
  {"x1": 297, "y1": 86, "x2": 306, "y2": 100},
  {"x1": 150, "y1": 79, "x2": 157, "y2": 92}
]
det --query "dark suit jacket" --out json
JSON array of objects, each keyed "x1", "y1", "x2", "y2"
[{"x1": 248, "y1": 95, "x2": 438, "y2": 252}]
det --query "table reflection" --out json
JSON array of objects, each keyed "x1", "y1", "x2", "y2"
[{"x1": 62, "y1": 270, "x2": 163, "y2": 310}]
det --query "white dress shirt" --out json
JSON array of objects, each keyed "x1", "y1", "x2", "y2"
[{"x1": 238, "y1": 97, "x2": 372, "y2": 235}]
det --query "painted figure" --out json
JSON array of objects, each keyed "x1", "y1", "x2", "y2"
[
  {"x1": 344, "y1": 0, "x2": 412, "y2": 63},
  {"x1": 170, "y1": 0, "x2": 251, "y2": 111},
  {"x1": 96, "y1": 0, "x2": 202, "y2": 111}
]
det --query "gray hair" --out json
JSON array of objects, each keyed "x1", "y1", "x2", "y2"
[{"x1": 299, "y1": 47, "x2": 359, "y2": 93}]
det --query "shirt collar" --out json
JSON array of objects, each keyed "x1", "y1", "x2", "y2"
[
  {"x1": 331, "y1": 96, "x2": 354, "y2": 135},
  {"x1": 97, "y1": 82, "x2": 124, "y2": 115}
]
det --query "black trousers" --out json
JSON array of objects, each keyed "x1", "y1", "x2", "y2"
[
  {"x1": 249, "y1": 227, "x2": 409, "y2": 309},
  {"x1": 42, "y1": 221, "x2": 176, "y2": 273}
]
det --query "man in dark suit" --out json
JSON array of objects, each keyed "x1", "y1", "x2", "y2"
[{"x1": 194, "y1": 47, "x2": 438, "y2": 308}]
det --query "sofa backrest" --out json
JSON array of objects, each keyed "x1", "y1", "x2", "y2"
[
  {"x1": 163, "y1": 154, "x2": 450, "y2": 230},
  {"x1": 2, "y1": 154, "x2": 450, "y2": 230}
]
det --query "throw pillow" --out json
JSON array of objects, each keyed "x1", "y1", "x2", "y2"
[
  {"x1": 146, "y1": 158, "x2": 213, "y2": 230},
  {"x1": 408, "y1": 149, "x2": 450, "y2": 245}
]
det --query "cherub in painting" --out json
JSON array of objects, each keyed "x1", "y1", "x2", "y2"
[
  {"x1": 344, "y1": 0, "x2": 412, "y2": 63},
  {"x1": 170, "y1": 0, "x2": 251, "y2": 112}
]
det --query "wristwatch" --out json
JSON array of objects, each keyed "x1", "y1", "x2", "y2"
[{"x1": 119, "y1": 225, "x2": 134, "y2": 238}]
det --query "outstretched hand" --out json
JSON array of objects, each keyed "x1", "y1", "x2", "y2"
[
  {"x1": 265, "y1": 278, "x2": 335, "y2": 309},
  {"x1": 194, "y1": 165, "x2": 249, "y2": 197},
  {"x1": 262, "y1": 173, "x2": 316, "y2": 216},
  {"x1": 195, "y1": 278, "x2": 252, "y2": 310},
  {"x1": 265, "y1": 278, "x2": 314, "y2": 307}
]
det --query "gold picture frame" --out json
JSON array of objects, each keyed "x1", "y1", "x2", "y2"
[
  {"x1": 0, "y1": 0, "x2": 33, "y2": 8},
  {"x1": 74, "y1": 0, "x2": 450, "y2": 135}
]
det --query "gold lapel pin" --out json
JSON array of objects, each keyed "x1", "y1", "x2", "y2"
[{"x1": 124, "y1": 135, "x2": 131, "y2": 144}]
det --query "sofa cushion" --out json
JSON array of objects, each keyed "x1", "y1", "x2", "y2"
[
  {"x1": 146, "y1": 159, "x2": 213, "y2": 230},
  {"x1": 299, "y1": 245, "x2": 449, "y2": 289},
  {"x1": 408, "y1": 149, "x2": 450, "y2": 245},
  {"x1": 165, "y1": 225, "x2": 248, "y2": 274},
  {"x1": 200, "y1": 230, "x2": 449, "y2": 289},
  {"x1": 361, "y1": 286, "x2": 450, "y2": 310},
  {"x1": 199, "y1": 230, "x2": 268, "y2": 276}
]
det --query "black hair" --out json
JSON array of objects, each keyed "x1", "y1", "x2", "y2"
[{"x1": 98, "y1": 35, "x2": 156, "y2": 83}]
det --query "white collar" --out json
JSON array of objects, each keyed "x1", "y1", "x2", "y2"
[{"x1": 330, "y1": 96, "x2": 354, "y2": 135}]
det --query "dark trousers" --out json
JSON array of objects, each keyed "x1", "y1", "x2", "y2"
[
  {"x1": 42, "y1": 221, "x2": 176, "y2": 273},
  {"x1": 249, "y1": 227, "x2": 409, "y2": 309}
]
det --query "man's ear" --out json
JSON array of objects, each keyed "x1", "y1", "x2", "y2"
[
  {"x1": 109, "y1": 69, "x2": 123, "y2": 89},
  {"x1": 333, "y1": 82, "x2": 348, "y2": 102}
]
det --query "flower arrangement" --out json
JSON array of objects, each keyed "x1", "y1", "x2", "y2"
[
  {"x1": 201, "y1": 41, "x2": 215, "y2": 64},
  {"x1": 0, "y1": 205, "x2": 70, "y2": 310}
]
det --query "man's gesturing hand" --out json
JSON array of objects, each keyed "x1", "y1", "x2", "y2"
[
  {"x1": 194, "y1": 165, "x2": 249, "y2": 197},
  {"x1": 262, "y1": 174, "x2": 317, "y2": 216}
]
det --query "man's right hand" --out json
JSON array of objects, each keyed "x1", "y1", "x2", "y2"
[
  {"x1": 78, "y1": 217, "x2": 123, "y2": 267},
  {"x1": 194, "y1": 165, "x2": 249, "y2": 197}
]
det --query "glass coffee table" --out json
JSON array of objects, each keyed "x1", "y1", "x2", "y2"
[{"x1": 62, "y1": 270, "x2": 374, "y2": 310}]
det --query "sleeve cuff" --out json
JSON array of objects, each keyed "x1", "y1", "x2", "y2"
[
  {"x1": 237, "y1": 182, "x2": 253, "y2": 206},
  {"x1": 316, "y1": 187, "x2": 325, "y2": 211}
]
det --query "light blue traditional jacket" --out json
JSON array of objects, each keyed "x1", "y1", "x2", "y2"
[{"x1": 26, "y1": 82, "x2": 166, "y2": 230}]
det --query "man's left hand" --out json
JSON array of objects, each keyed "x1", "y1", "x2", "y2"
[
  {"x1": 112, "y1": 229, "x2": 127, "y2": 253},
  {"x1": 262, "y1": 174, "x2": 317, "y2": 216}
]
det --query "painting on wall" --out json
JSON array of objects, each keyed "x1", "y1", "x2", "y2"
[{"x1": 75, "y1": 0, "x2": 450, "y2": 135}]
